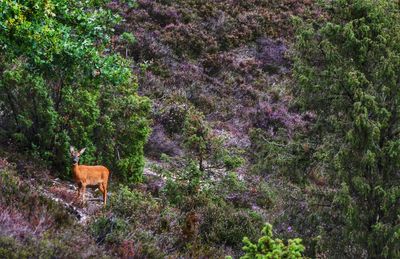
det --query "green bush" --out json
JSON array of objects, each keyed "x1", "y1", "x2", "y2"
[
  {"x1": 134, "y1": 230, "x2": 165, "y2": 259},
  {"x1": 162, "y1": 161, "x2": 203, "y2": 206},
  {"x1": 110, "y1": 185, "x2": 159, "y2": 222},
  {"x1": 239, "y1": 223, "x2": 305, "y2": 259},
  {"x1": 163, "y1": 177, "x2": 186, "y2": 206},
  {"x1": 91, "y1": 185, "x2": 166, "y2": 258},
  {"x1": 90, "y1": 216, "x2": 128, "y2": 245},
  {"x1": 220, "y1": 172, "x2": 247, "y2": 193},
  {"x1": 254, "y1": 182, "x2": 275, "y2": 209},
  {"x1": 216, "y1": 172, "x2": 274, "y2": 209},
  {"x1": 0, "y1": 236, "x2": 32, "y2": 259},
  {"x1": 183, "y1": 107, "x2": 244, "y2": 172},
  {"x1": 250, "y1": 128, "x2": 311, "y2": 184},
  {"x1": 0, "y1": 0, "x2": 150, "y2": 182},
  {"x1": 200, "y1": 202, "x2": 264, "y2": 249},
  {"x1": 159, "y1": 101, "x2": 188, "y2": 135}
]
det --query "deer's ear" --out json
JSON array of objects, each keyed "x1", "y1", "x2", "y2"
[
  {"x1": 79, "y1": 148, "x2": 86, "y2": 155},
  {"x1": 69, "y1": 146, "x2": 75, "y2": 154}
]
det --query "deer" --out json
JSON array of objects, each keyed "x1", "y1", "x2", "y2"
[{"x1": 69, "y1": 146, "x2": 110, "y2": 207}]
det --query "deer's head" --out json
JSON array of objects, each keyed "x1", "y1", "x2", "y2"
[{"x1": 69, "y1": 146, "x2": 86, "y2": 165}]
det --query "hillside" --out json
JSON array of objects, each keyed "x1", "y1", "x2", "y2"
[
  {"x1": 0, "y1": 149, "x2": 109, "y2": 257},
  {"x1": 109, "y1": 0, "x2": 321, "y2": 158}
]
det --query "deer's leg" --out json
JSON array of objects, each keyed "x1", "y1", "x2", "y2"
[
  {"x1": 99, "y1": 183, "x2": 107, "y2": 207},
  {"x1": 98, "y1": 183, "x2": 105, "y2": 195},
  {"x1": 81, "y1": 184, "x2": 87, "y2": 204},
  {"x1": 104, "y1": 183, "x2": 108, "y2": 207},
  {"x1": 75, "y1": 183, "x2": 82, "y2": 202}
]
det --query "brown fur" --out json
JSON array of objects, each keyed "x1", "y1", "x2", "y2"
[{"x1": 70, "y1": 147, "x2": 110, "y2": 207}]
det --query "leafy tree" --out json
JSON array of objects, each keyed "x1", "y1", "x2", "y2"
[
  {"x1": 0, "y1": 0, "x2": 150, "y2": 182},
  {"x1": 294, "y1": 0, "x2": 400, "y2": 257}
]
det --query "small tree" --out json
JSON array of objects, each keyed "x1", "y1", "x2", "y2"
[
  {"x1": 238, "y1": 223, "x2": 304, "y2": 259},
  {"x1": 182, "y1": 108, "x2": 209, "y2": 172},
  {"x1": 158, "y1": 107, "x2": 244, "y2": 207},
  {"x1": 182, "y1": 107, "x2": 244, "y2": 172}
]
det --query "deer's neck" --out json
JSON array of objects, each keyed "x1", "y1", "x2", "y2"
[{"x1": 72, "y1": 164, "x2": 80, "y2": 176}]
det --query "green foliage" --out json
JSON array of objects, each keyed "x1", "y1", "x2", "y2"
[
  {"x1": 120, "y1": 32, "x2": 136, "y2": 45},
  {"x1": 220, "y1": 172, "x2": 247, "y2": 193},
  {"x1": 119, "y1": 0, "x2": 138, "y2": 8},
  {"x1": 162, "y1": 160, "x2": 203, "y2": 206},
  {"x1": 156, "y1": 106, "x2": 245, "y2": 209},
  {"x1": 183, "y1": 108, "x2": 210, "y2": 171},
  {"x1": 200, "y1": 201, "x2": 264, "y2": 249},
  {"x1": 240, "y1": 223, "x2": 305, "y2": 259},
  {"x1": 90, "y1": 215, "x2": 128, "y2": 245},
  {"x1": 250, "y1": 128, "x2": 311, "y2": 184},
  {"x1": 183, "y1": 107, "x2": 244, "y2": 172},
  {"x1": 159, "y1": 100, "x2": 188, "y2": 135},
  {"x1": 0, "y1": 169, "x2": 22, "y2": 205},
  {"x1": 110, "y1": 185, "x2": 159, "y2": 220},
  {"x1": 0, "y1": 236, "x2": 31, "y2": 259},
  {"x1": 0, "y1": 0, "x2": 151, "y2": 182},
  {"x1": 216, "y1": 172, "x2": 275, "y2": 209},
  {"x1": 153, "y1": 155, "x2": 267, "y2": 250},
  {"x1": 253, "y1": 182, "x2": 275, "y2": 209},
  {"x1": 294, "y1": 0, "x2": 400, "y2": 257},
  {"x1": 90, "y1": 185, "x2": 165, "y2": 257}
]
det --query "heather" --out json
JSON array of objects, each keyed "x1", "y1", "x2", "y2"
[{"x1": 109, "y1": 0, "x2": 318, "y2": 143}]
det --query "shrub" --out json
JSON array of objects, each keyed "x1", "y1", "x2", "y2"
[
  {"x1": 200, "y1": 202, "x2": 264, "y2": 249},
  {"x1": 254, "y1": 182, "x2": 275, "y2": 209},
  {"x1": 161, "y1": 160, "x2": 202, "y2": 206},
  {"x1": 239, "y1": 223, "x2": 305, "y2": 258},
  {"x1": 183, "y1": 107, "x2": 244, "y2": 172},
  {"x1": 110, "y1": 185, "x2": 159, "y2": 223},
  {"x1": 0, "y1": 0, "x2": 151, "y2": 182},
  {"x1": 0, "y1": 236, "x2": 32, "y2": 258},
  {"x1": 159, "y1": 102, "x2": 188, "y2": 135},
  {"x1": 212, "y1": 173, "x2": 275, "y2": 210},
  {"x1": 220, "y1": 172, "x2": 247, "y2": 193},
  {"x1": 90, "y1": 215, "x2": 128, "y2": 245},
  {"x1": 250, "y1": 128, "x2": 311, "y2": 184},
  {"x1": 134, "y1": 230, "x2": 165, "y2": 259}
]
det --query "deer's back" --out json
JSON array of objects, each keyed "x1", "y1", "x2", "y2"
[{"x1": 74, "y1": 165, "x2": 109, "y2": 185}]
